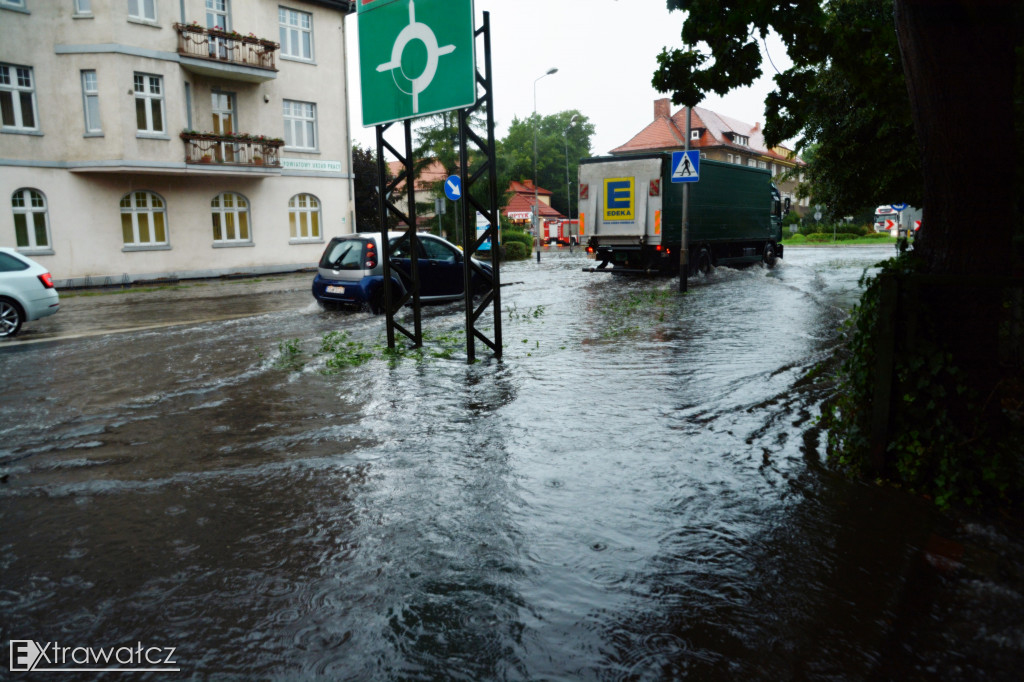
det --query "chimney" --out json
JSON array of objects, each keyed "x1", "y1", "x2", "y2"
[
  {"x1": 753, "y1": 121, "x2": 761, "y2": 132},
  {"x1": 654, "y1": 98, "x2": 671, "y2": 121}
]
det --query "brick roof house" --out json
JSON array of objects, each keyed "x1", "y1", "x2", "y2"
[
  {"x1": 502, "y1": 180, "x2": 564, "y2": 225},
  {"x1": 385, "y1": 159, "x2": 448, "y2": 229},
  {"x1": 610, "y1": 99, "x2": 808, "y2": 213}
]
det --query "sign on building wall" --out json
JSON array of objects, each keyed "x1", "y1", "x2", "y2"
[{"x1": 358, "y1": 0, "x2": 476, "y2": 126}]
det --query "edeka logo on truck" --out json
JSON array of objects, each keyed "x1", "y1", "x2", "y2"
[{"x1": 603, "y1": 178, "x2": 634, "y2": 222}]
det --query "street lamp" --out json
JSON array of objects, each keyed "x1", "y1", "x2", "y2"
[
  {"x1": 533, "y1": 67, "x2": 558, "y2": 246},
  {"x1": 564, "y1": 114, "x2": 578, "y2": 235}
]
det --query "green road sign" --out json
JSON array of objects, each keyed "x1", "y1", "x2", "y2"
[{"x1": 358, "y1": 0, "x2": 476, "y2": 127}]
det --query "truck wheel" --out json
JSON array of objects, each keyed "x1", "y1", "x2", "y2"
[
  {"x1": 694, "y1": 248, "x2": 712, "y2": 276},
  {"x1": 763, "y1": 243, "x2": 777, "y2": 269}
]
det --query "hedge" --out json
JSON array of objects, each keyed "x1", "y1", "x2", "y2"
[{"x1": 503, "y1": 241, "x2": 530, "y2": 261}]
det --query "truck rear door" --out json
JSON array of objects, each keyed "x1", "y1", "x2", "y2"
[{"x1": 579, "y1": 157, "x2": 663, "y2": 246}]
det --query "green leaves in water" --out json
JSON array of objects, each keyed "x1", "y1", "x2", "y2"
[{"x1": 273, "y1": 329, "x2": 467, "y2": 374}]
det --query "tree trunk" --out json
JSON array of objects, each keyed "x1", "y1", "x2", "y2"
[{"x1": 893, "y1": 0, "x2": 1018, "y2": 386}]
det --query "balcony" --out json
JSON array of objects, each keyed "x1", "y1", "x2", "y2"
[
  {"x1": 174, "y1": 23, "x2": 279, "y2": 83},
  {"x1": 181, "y1": 131, "x2": 285, "y2": 171}
]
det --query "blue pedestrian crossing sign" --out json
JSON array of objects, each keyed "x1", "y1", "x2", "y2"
[
  {"x1": 671, "y1": 151, "x2": 700, "y2": 183},
  {"x1": 444, "y1": 175, "x2": 462, "y2": 201}
]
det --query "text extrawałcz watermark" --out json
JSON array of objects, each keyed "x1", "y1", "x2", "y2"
[{"x1": 9, "y1": 640, "x2": 179, "y2": 673}]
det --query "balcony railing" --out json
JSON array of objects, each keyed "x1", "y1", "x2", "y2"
[
  {"x1": 174, "y1": 23, "x2": 279, "y2": 72},
  {"x1": 181, "y1": 131, "x2": 285, "y2": 168}
]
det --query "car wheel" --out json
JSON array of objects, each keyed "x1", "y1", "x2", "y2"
[
  {"x1": 763, "y1": 242, "x2": 778, "y2": 268},
  {"x1": 0, "y1": 297, "x2": 24, "y2": 338},
  {"x1": 369, "y1": 289, "x2": 386, "y2": 315}
]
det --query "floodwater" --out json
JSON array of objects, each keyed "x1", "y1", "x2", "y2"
[{"x1": 1, "y1": 246, "x2": 1020, "y2": 680}]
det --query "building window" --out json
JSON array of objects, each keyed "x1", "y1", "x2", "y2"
[
  {"x1": 288, "y1": 193, "x2": 321, "y2": 241},
  {"x1": 120, "y1": 191, "x2": 168, "y2": 246},
  {"x1": 0, "y1": 0, "x2": 27, "y2": 9},
  {"x1": 0, "y1": 64, "x2": 38, "y2": 132},
  {"x1": 758, "y1": 161, "x2": 767, "y2": 169},
  {"x1": 81, "y1": 70, "x2": 101, "y2": 134},
  {"x1": 134, "y1": 73, "x2": 164, "y2": 134},
  {"x1": 748, "y1": 159, "x2": 757, "y2": 167},
  {"x1": 128, "y1": 0, "x2": 156, "y2": 21},
  {"x1": 691, "y1": 129, "x2": 700, "y2": 140},
  {"x1": 74, "y1": 0, "x2": 93, "y2": 15},
  {"x1": 283, "y1": 99, "x2": 316, "y2": 150},
  {"x1": 211, "y1": 192, "x2": 251, "y2": 244},
  {"x1": 11, "y1": 189, "x2": 51, "y2": 252},
  {"x1": 279, "y1": 7, "x2": 313, "y2": 61}
]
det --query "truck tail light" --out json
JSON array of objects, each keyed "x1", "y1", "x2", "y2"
[{"x1": 38, "y1": 272, "x2": 55, "y2": 289}]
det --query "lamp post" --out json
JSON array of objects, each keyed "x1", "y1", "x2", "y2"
[
  {"x1": 564, "y1": 114, "x2": 578, "y2": 244},
  {"x1": 533, "y1": 67, "x2": 558, "y2": 249}
]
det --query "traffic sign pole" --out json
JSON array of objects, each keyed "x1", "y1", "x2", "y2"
[{"x1": 680, "y1": 107, "x2": 690, "y2": 293}]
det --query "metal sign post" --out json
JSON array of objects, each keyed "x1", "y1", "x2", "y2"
[
  {"x1": 360, "y1": 1, "x2": 501, "y2": 361},
  {"x1": 674, "y1": 108, "x2": 701, "y2": 292}
]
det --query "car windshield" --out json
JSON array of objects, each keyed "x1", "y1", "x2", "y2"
[{"x1": 320, "y1": 239, "x2": 365, "y2": 270}]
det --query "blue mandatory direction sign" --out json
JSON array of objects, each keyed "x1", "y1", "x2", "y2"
[
  {"x1": 891, "y1": 202, "x2": 908, "y2": 211},
  {"x1": 444, "y1": 175, "x2": 462, "y2": 201},
  {"x1": 671, "y1": 151, "x2": 700, "y2": 183}
]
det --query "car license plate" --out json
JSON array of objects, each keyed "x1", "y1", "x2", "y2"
[{"x1": 326, "y1": 285, "x2": 345, "y2": 294}]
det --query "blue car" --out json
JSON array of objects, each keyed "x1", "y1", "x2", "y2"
[{"x1": 312, "y1": 232, "x2": 493, "y2": 314}]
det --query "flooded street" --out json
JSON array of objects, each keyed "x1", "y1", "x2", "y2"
[{"x1": 2, "y1": 246, "x2": 1020, "y2": 680}]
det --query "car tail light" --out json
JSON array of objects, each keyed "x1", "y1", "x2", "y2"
[
  {"x1": 364, "y1": 242, "x2": 378, "y2": 268},
  {"x1": 38, "y1": 272, "x2": 55, "y2": 289},
  {"x1": 586, "y1": 246, "x2": 594, "y2": 254}
]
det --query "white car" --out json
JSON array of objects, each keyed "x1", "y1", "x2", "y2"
[{"x1": 0, "y1": 247, "x2": 60, "y2": 338}]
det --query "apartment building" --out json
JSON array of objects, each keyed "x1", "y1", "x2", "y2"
[{"x1": 0, "y1": 0, "x2": 355, "y2": 286}]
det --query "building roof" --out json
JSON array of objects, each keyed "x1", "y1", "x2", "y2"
[
  {"x1": 503, "y1": 193, "x2": 563, "y2": 220},
  {"x1": 387, "y1": 159, "x2": 447, "y2": 193},
  {"x1": 507, "y1": 179, "x2": 553, "y2": 197},
  {"x1": 611, "y1": 100, "x2": 803, "y2": 166}
]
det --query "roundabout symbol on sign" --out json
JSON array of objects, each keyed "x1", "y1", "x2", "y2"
[{"x1": 375, "y1": 0, "x2": 456, "y2": 115}]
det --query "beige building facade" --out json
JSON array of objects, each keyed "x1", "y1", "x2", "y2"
[{"x1": 0, "y1": 0, "x2": 355, "y2": 286}]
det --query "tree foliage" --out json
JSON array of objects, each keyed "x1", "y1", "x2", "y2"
[
  {"x1": 655, "y1": 0, "x2": 921, "y2": 216},
  {"x1": 497, "y1": 110, "x2": 595, "y2": 217},
  {"x1": 352, "y1": 143, "x2": 397, "y2": 233}
]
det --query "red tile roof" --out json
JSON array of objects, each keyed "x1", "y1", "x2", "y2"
[
  {"x1": 507, "y1": 179, "x2": 553, "y2": 196},
  {"x1": 611, "y1": 101, "x2": 803, "y2": 165},
  {"x1": 503, "y1": 192, "x2": 563, "y2": 220}
]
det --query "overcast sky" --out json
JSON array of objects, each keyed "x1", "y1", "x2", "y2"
[{"x1": 345, "y1": 0, "x2": 793, "y2": 156}]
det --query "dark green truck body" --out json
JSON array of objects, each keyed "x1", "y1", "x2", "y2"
[{"x1": 578, "y1": 153, "x2": 784, "y2": 275}]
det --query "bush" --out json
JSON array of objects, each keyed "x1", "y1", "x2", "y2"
[
  {"x1": 502, "y1": 230, "x2": 534, "y2": 249},
  {"x1": 804, "y1": 232, "x2": 862, "y2": 242},
  {"x1": 503, "y1": 241, "x2": 530, "y2": 261}
]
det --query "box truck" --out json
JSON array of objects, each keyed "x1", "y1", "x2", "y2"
[{"x1": 578, "y1": 154, "x2": 784, "y2": 276}]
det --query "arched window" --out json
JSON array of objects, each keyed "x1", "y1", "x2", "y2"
[
  {"x1": 211, "y1": 192, "x2": 251, "y2": 244},
  {"x1": 11, "y1": 188, "x2": 51, "y2": 252},
  {"x1": 120, "y1": 190, "x2": 167, "y2": 246},
  {"x1": 288, "y1": 193, "x2": 321, "y2": 242}
]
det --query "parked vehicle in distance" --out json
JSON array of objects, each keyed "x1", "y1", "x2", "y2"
[
  {"x1": 312, "y1": 232, "x2": 493, "y2": 314},
  {"x1": 874, "y1": 204, "x2": 922, "y2": 236},
  {"x1": 578, "y1": 154, "x2": 783, "y2": 277},
  {"x1": 0, "y1": 247, "x2": 60, "y2": 338}
]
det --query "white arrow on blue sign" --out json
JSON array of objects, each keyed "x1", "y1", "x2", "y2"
[
  {"x1": 671, "y1": 151, "x2": 700, "y2": 183},
  {"x1": 891, "y1": 202, "x2": 908, "y2": 211},
  {"x1": 444, "y1": 175, "x2": 462, "y2": 201}
]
